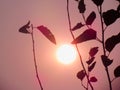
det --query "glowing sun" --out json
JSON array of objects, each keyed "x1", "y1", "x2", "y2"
[{"x1": 56, "y1": 44, "x2": 77, "y2": 64}]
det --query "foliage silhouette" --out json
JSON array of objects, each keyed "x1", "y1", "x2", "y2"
[
  {"x1": 19, "y1": 22, "x2": 56, "y2": 90},
  {"x1": 71, "y1": 29, "x2": 97, "y2": 44},
  {"x1": 90, "y1": 76, "x2": 97, "y2": 82},
  {"x1": 86, "y1": 11, "x2": 96, "y2": 25},
  {"x1": 18, "y1": 0, "x2": 120, "y2": 90},
  {"x1": 105, "y1": 33, "x2": 120, "y2": 52},
  {"x1": 114, "y1": 65, "x2": 120, "y2": 78},
  {"x1": 72, "y1": 22, "x2": 84, "y2": 31},
  {"x1": 37, "y1": 25, "x2": 56, "y2": 44},
  {"x1": 70, "y1": 0, "x2": 120, "y2": 90}
]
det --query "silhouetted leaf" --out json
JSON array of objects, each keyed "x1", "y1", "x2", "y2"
[
  {"x1": 86, "y1": 57, "x2": 95, "y2": 65},
  {"x1": 105, "y1": 33, "x2": 120, "y2": 52},
  {"x1": 101, "y1": 55, "x2": 113, "y2": 67},
  {"x1": 19, "y1": 21, "x2": 31, "y2": 34},
  {"x1": 90, "y1": 76, "x2": 97, "y2": 82},
  {"x1": 77, "y1": 70, "x2": 86, "y2": 81},
  {"x1": 72, "y1": 23, "x2": 84, "y2": 31},
  {"x1": 89, "y1": 47, "x2": 98, "y2": 57},
  {"x1": 37, "y1": 26, "x2": 56, "y2": 44},
  {"x1": 114, "y1": 65, "x2": 120, "y2": 78},
  {"x1": 86, "y1": 11, "x2": 96, "y2": 25},
  {"x1": 78, "y1": 0, "x2": 86, "y2": 13},
  {"x1": 71, "y1": 29, "x2": 96, "y2": 44},
  {"x1": 92, "y1": 0, "x2": 104, "y2": 6},
  {"x1": 88, "y1": 61, "x2": 96, "y2": 72},
  {"x1": 103, "y1": 9, "x2": 120, "y2": 26}
]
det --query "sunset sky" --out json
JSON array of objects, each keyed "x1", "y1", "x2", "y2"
[{"x1": 0, "y1": 0, "x2": 120, "y2": 90}]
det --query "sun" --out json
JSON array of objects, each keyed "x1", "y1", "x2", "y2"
[{"x1": 56, "y1": 44, "x2": 77, "y2": 64}]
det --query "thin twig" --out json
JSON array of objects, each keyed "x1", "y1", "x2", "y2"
[
  {"x1": 31, "y1": 24, "x2": 43, "y2": 90},
  {"x1": 99, "y1": 6, "x2": 112, "y2": 90},
  {"x1": 67, "y1": 0, "x2": 93, "y2": 90}
]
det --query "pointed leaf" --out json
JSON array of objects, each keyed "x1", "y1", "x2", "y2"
[
  {"x1": 86, "y1": 11, "x2": 96, "y2": 25},
  {"x1": 37, "y1": 26, "x2": 56, "y2": 44},
  {"x1": 88, "y1": 61, "x2": 96, "y2": 72},
  {"x1": 71, "y1": 29, "x2": 96, "y2": 44},
  {"x1": 92, "y1": 0, "x2": 104, "y2": 6},
  {"x1": 114, "y1": 65, "x2": 120, "y2": 78},
  {"x1": 77, "y1": 70, "x2": 86, "y2": 81},
  {"x1": 78, "y1": 0, "x2": 86, "y2": 13},
  {"x1": 86, "y1": 57, "x2": 95, "y2": 65},
  {"x1": 101, "y1": 55, "x2": 113, "y2": 67},
  {"x1": 89, "y1": 47, "x2": 98, "y2": 57},
  {"x1": 105, "y1": 33, "x2": 120, "y2": 52},
  {"x1": 19, "y1": 21, "x2": 31, "y2": 34},
  {"x1": 72, "y1": 23, "x2": 84, "y2": 31},
  {"x1": 103, "y1": 9, "x2": 120, "y2": 26},
  {"x1": 90, "y1": 76, "x2": 97, "y2": 82}
]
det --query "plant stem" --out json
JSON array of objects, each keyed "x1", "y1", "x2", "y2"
[
  {"x1": 31, "y1": 24, "x2": 43, "y2": 90},
  {"x1": 99, "y1": 6, "x2": 112, "y2": 90},
  {"x1": 67, "y1": 0, "x2": 93, "y2": 90}
]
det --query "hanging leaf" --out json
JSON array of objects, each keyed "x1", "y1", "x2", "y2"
[
  {"x1": 101, "y1": 55, "x2": 113, "y2": 67},
  {"x1": 88, "y1": 61, "x2": 96, "y2": 72},
  {"x1": 105, "y1": 33, "x2": 120, "y2": 52},
  {"x1": 86, "y1": 11, "x2": 96, "y2": 25},
  {"x1": 78, "y1": 0, "x2": 86, "y2": 13},
  {"x1": 114, "y1": 65, "x2": 120, "y2": 78},
  {"x1": 77, "y1": 70, "x2": 86, "y2": 81},
  {"x1": 72, "y1": 23, "x2": 84, "y2": 31},
  {"x1": 37, "y1": 26, "x2": 56, "y2": 45},
  {"x1": 92, "y1": 0, "x2": 104, "y2": 6},
  {"x1": 90, "y1": 76, "x2": 97, "y2": 82},
  {"x1": 89, "y1": 47, "x2": 99, "y2": 57},
  {"x1": 86, "y1": 57, "x2": 95, "y2": 65},
  {"x1": 19, "y1": 21, "x2": 31, "y2": 34},
  {"x1": 102, "y1": 9, "x2": 120, "y2": 26},
  {"x1": 71, "y1": 29, "x2": 96, "y2": 44}
]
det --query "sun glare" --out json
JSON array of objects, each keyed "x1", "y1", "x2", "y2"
[{"x1": 56, "y1": 44, "x2": 77, "y2": 64}]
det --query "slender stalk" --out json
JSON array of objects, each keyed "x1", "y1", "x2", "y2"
[
  {"x1": 67, "y1": 0, "x2": 93, "y2": 90},
  {"x1": 99, "y1": 6, "x2": 112, "y2": 90},
  {"x1": 31, "y1": 25, "x2": 43, "y2": 90}
]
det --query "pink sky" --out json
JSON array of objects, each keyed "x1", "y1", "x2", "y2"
[{"x1": 0, "y1": 0, "x2": 120, "y2": 90}]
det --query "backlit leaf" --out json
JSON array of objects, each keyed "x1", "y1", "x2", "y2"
[
  {"x1": 103, "y1": 9, "x2": 120, "y2": 26},
  {"x1": 19, "y1": 21, "x2": 31, "y2": 34},
  {"x1": 78, "y1": 0, "x2": 86, "y2": 13},
  {"x1": 114, "y1": 65, "x2": 120, "y2": 78},
  {"x1": 105, "y1": 33, "x2": 120, "y2": 52},
  {"x1": 71, "y1": 29, "x2": 96, "y2": 44},
  {"x1": 89, "y1": 47, "x2": 98, "y2": 57},
  {"x1": 77, "y1": 70, "x2": 86, "y2": 81},
  {"x1": 88, "y1": 61, "x2": 96, "y2": 72},
  {"x1": 72, "y1": 23, "x2": 84, "y2": 31},
  {"x1": 90, "y1": 76, "x2": 97, "y2": 82},
  {"x1": 86, "y1": 11, "x2": 96, "y2": 25},
  {"x1": 92, "y1": 0, "x2": 104, "y2": 6},
  {"x1": 101, "y1": 55, "x2": 113, "y2": 67},
  {"x1": 37, "y1": 25, "x2": 56, "y2": 45},
  {"x1": 86, "y1": 57, "x2": 95, "y2": 65}
]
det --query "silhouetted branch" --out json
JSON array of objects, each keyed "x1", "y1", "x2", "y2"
[
  {"x1": 31, "y1": 24, "x2": 43, "y2": 90},
  {"x1": 67, "y1": 0, "x2": 94, "y2": 90}
]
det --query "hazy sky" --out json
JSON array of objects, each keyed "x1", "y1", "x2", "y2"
[{"x1": 0, "y1": 0, "x2": 120, "y2": 90}]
